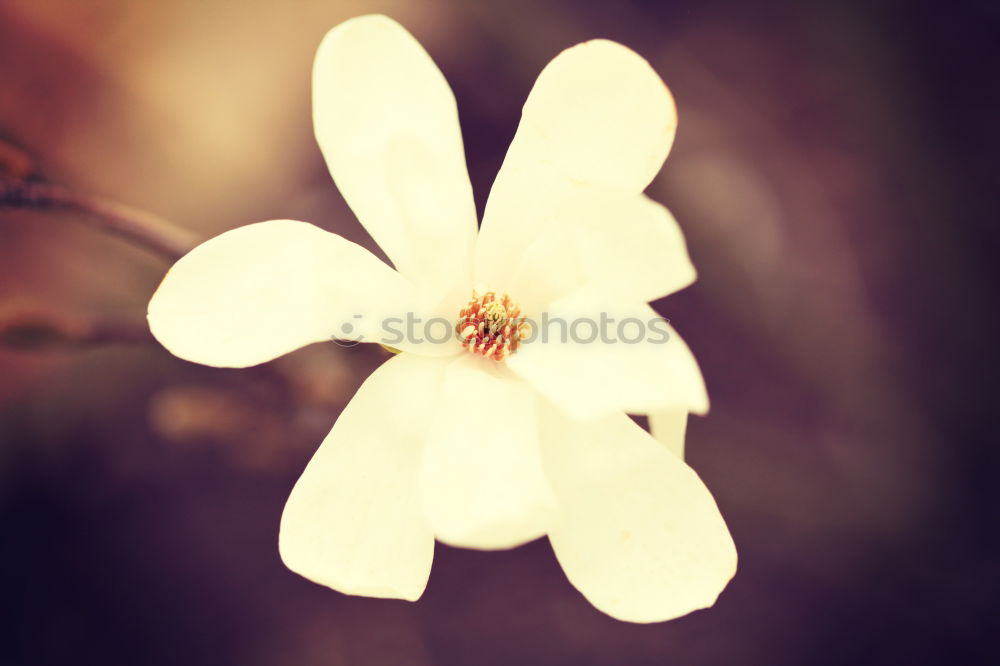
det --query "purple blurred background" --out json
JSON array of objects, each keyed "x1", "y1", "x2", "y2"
[{"x1": 1, "y1": 1, "x2": 996, "y2": 664}]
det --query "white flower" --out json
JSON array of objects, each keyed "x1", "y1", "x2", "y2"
[{"x1": 147, "y1": 14, "x2": 736, "y2": 623}]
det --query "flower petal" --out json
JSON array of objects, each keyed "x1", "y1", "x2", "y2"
[
  {"x1": 148, "y1": 220, "x2": 440, "y2": 367},
  {"x1": 419, "y1": 355, "x2": 556, "y2": 550},
  {"x1": 502, "y1": 179, "x2": 695, "y2": 310},
  {"x1": 278, "y1": 353, "x2": 446, "y2": 601},
  {"x1": 477, "y1": 39, "x2": 677, "y2": 286},
  {"x1": 648, "y1": 408, "x2": 688, "y2": 459},
  {"x1": 313, "y1": 15, "x2": 477, "y2": 301},
  {"x1": 540, "y1": 404, "x2": 736, "y2": 623},
  {"x1": 507, "y1": 291, "x2": 708, "y2": 422}
]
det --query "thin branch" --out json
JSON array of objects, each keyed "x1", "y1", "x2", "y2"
[
  {"x1": 0, "y1": 180, "x2": 198, "y2": 261},
  {"x1": 0, "y1": 313, "x2": 153, "y2": 350}
]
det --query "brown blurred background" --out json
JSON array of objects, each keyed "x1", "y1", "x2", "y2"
[{"x1": 1, "y1": 1, "x2": 997, "y2": 664}]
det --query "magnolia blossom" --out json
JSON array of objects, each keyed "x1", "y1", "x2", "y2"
[{"x1": 147, "y1": 15, "x2": 736, "y2": 623}]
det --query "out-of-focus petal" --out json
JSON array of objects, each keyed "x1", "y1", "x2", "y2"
[
  {"x1": 279, "y1": 353, "x2": 446, "y2": 601},
  {"x1": 314, "y1": 15, "x2": 477, "y2": 302},
  {"x1": 147, "y1": 220, "x2": 445, "y2": 368},
  {"x1": 419, "y1": 355, "x2": 555, "y2": 549},
  {"x1": 648, "y1": 408, "x2": 689, "y2": 459},
  {"x1": 477, "y1": 39, "x2": 677, "y2": 286},
  {"x1": 540, "y1": 404, "x2": 736, "y2": 623},
  {"x1": 507, "y1": 291, "x2": 708, "y2": 422}
]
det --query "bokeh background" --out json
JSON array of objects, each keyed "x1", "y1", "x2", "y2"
[{"x1": 1, "y1": 1, "x2": 996, "y2": 664}]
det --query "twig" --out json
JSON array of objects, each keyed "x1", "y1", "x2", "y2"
[
  {"x1": 0, "y1": 313, "x2": 153, "y2": 350},
  {"x1": 0, "y1": 180, "x2": 198, "y2": 261}
]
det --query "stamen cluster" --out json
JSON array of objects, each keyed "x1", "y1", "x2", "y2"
[{"x1": 456, "y1": 290, "x2": 528, "y2": 361}]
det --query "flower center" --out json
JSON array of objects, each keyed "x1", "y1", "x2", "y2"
[{"x1": 456, "y1": 289, "x2": 528, "y2": 361}]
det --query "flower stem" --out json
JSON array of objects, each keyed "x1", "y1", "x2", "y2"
[{"x1": 0, "y1": 180, "x2": 198, "y2": 261}]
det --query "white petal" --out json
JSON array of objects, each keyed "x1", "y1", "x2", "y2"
[
  {"x1": 540, "y1": 404, "x2": 736, "y2": 623},
  {"x1": 501, "y1": 179, "x2": 695, "y2": 310},
  {"x1": 648, "y1": 408, "x2": 689, "y2": 459},
  {"x1": 279, "y1": 353, "x2": 446, "y2": 601},
  {"x1": 508, "y1": 291, "x2": 708, "y2": 422},
  {"x1": 314, "y1": 15, "x2": 477, "y2": 301},
  {"x1": 419, "y1": 355, "x2": 555, "y2": 549},
  {"x1": 147, "y1": 220, "x2": 441, "y2": 368},
  {"x1": 500, "y1": 39, "x2": 675, "y2": 191},
  {"x1": 477, "y1": 39, "x2": 677, "y2": 286}
]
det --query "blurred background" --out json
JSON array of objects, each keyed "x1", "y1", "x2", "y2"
[{"x1": 1, "y1": 0, "x2": 996, "y2": 664}]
